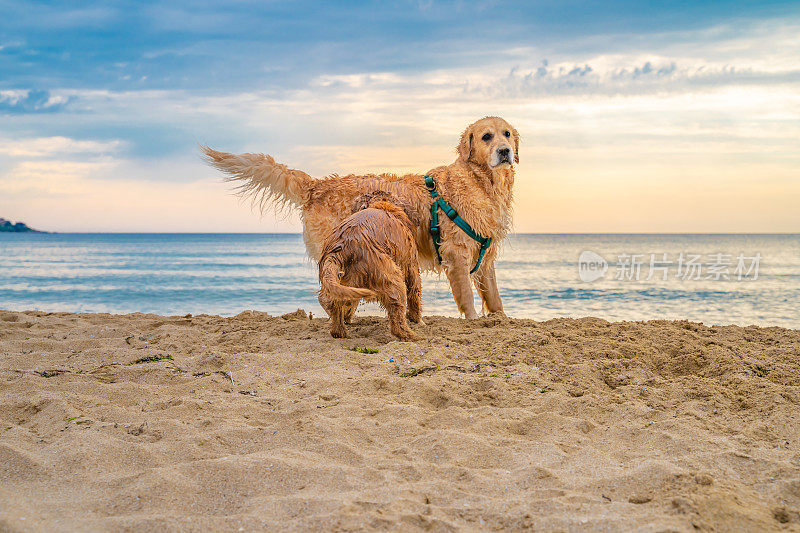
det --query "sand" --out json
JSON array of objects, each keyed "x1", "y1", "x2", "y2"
[{"x1": 1, "y1": 308, "x2": 799, "y2": 532}]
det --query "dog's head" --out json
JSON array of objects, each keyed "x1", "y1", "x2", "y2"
[{"x1": 457, "y1": 116, "x2": 519, "y2": 170}]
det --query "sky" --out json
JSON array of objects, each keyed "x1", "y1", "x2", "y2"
[{"x1": 1, "y1": 0, "x2": 799, "y2": 233}]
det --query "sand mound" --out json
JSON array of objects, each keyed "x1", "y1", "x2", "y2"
[{"x1": 1, "y1": 310, "x2": 799, "y2": 531}]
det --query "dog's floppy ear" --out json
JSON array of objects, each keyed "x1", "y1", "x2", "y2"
[
  {"x1": 458, "y1": 126, "x2": 473, "y2": 162},
  {"x1": 513, "y1": 127, "x2": 520, "y2": 163}
]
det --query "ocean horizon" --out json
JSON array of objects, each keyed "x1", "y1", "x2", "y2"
[{"x1": 1, "y1": 232, "x2": 797, "y2": 328}]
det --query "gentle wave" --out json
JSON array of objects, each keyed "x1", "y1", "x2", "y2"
[{"x1": 1, "y1": 233, "x2": 797, "y2": 328}]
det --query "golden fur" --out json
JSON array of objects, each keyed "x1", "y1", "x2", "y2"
[
  {"x1": 202, "y1": 116, "x2": 518, "y2": 319},
  {"x1": 318, "y1": 193, "x2": 422, "y2": 341}
]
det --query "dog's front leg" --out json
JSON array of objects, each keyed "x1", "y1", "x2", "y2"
[
  {"x1": 444, "y1": 261, "x2": 479, "y2": 319},
  {"x1": 474, "y1": 261, "x2": 505, "y2": 316}
]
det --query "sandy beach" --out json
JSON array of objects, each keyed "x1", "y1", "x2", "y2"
[{"x1": 1, "y1": 308, "x2": 799, "y2": 531}]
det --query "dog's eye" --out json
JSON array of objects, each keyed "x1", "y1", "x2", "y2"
[
  {"x1": 481, "y1": 133, "x2": 493, "y2": 142},
  {"x1": 504, "y1": 130, "x2": 511, "y2": 138}
]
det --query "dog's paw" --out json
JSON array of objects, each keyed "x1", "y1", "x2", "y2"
[
  {"x1": 394, "y1": 329, "x2": 422, "y2": 342},
  {"x1": 407, "y1": 315, "x2": 425, "y2": 326}
]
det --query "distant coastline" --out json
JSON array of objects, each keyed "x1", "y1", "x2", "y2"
[{"x1": 0, "y1": 217, "x2": 46, "y2": 233}]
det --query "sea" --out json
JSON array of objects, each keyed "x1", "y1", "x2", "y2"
[{"x1": 0, "y1": 233, "x2": 797, "y2": 328}]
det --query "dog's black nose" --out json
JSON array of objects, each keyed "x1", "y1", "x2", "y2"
[{"x1": 498, "y1": 148, "x2": 510, "y2": 158}]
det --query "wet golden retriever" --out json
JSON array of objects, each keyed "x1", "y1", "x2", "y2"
[
  {"x1": 318, "y1": 191, "x2": 422, "y2": 341},
  {"x1": 202, "y1": 116, "x2": 518, "y2": 319}
]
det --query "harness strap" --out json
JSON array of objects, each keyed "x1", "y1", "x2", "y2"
[{"x1": 425, "y1": 175, "x2": 492, "y2": 274}]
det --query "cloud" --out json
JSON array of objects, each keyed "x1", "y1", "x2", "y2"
[
  {"x1": 0, "y1": 89, "x2": 73, "y2": 114},
  {"x1": 480, "y1": 59, "x2": 800, "y2": 97},
  {"x1": 0, "y1": 136, "x2": 123, "y2": 158},
  {"x1": 0, "y1": 159, "x2": 116, "y2": 195}
]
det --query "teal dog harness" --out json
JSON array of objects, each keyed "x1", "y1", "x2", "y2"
[{"x1": 425, "y1": 174, "x2": 492, "y2": 274}]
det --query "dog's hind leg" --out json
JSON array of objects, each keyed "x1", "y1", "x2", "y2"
[
  {"x1": 405, "y1": 263, "x2": 424, "y2": 326},
  {"x1": 342, "y1": 301, "x2": 357, "y2": 324},
  {"x1": 377, "y1": 259, "x2": 420, "y2": 341},
  {"x1": 329, "y1": 302, "x2": 348, "y2": 338},
  {"x1": 386, "y1": 297, "x2": 420, "y2": 341}
]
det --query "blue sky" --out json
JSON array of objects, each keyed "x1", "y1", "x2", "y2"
[
  {"x1": 2, "y1": 1, "x2": 799, "y2": 231},
  {"x1": 4, "y1": 1, "x2": 797, "y2": 93}
]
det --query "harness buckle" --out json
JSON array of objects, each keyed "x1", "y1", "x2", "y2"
[{"x1": 424, "y1": 175, "x2": 436, "y2": 191}]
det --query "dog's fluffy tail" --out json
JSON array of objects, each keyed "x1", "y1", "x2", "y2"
[
  {"x1": 319, "y1": 257, "x2": 376, "y2": 301},
  {"x1": 200, "y1": 146, "x2": 313, "y2": 210}
]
